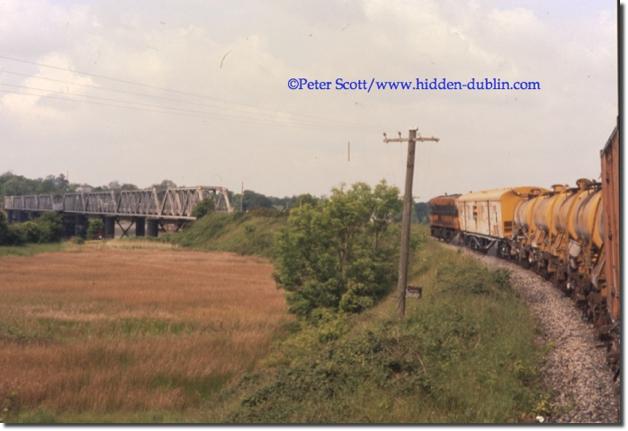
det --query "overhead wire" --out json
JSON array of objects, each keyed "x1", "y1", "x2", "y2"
[
  {"x1": 0, "y1": 87, "x2": 375, "y2": 131},
  {"x1": 0, "y1": 56, "x2": 372, "y2": 129},
  {"x1": 0, "y1": 68, "x2": 366, "y2": 128}
]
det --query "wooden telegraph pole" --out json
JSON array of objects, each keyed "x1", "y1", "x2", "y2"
[{"x1": 383, "y1": 129, "x2": 440, "y2": 318}]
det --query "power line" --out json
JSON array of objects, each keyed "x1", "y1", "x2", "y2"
[
  {"x1": 0, "y1": 54, "x2": 203, "y2": 98},
  {"x1": 0, "y1": 56, "x2": 369, "y2": 128},
  {"x1": 0, "y1": 81, "x2": 289, "y2": 123},
  {"x1": 0, "y1": 87, "x2": 375, "y2": 131},
  {"x1": 0, "y1": 68, "x2": 369, "y2": 128}
]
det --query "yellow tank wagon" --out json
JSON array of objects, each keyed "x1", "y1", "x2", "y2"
[
  {"x1": 549, "y1": 179, "x2": 600, "y2": 290},
  {"x1": 511, "y1": 190, "x2": 545, "y2": 267},
  {"x1": 567, "y1": 182, "x2": 604, "y2": 311},
  {"x1": 456, "y1": 186, "x2": 545, "y2": 256},
  {"x1": 511, "y1": 185, "x2": 568, "y2": 273}
]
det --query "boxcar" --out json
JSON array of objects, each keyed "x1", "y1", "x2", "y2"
[
  {"x1": 601, "y1": 125, "x2": 620, "y2": 325},
  {"x1": 456, "y1": 186, "x2": 544, "y2": 255}
]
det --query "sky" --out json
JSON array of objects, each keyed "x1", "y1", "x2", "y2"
[{"x1": 0, "y1": 0, "x2": 618, "y2": 198}]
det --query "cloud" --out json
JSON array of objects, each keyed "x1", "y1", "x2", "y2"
[{"x1": 0, "y1": 0, "x2": 617, "y2": 198}]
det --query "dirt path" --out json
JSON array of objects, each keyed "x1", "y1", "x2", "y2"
[{"x1": 443, "y1": 244, "x2": 620, "y2": 424}]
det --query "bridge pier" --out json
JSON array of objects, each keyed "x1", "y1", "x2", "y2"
[
  {"x1": 135, "y1": 217, "x2": 145, "y2": 237},
  {"x1": 74, "y1": 215, "x2": 88, "y2": 238},
  {"x1": 62, "y1": 214, "x2": 75, "y2": 237},
  {"x1": 147, "y1": 219, "x2": 159, "y2": 237},
  {"x1": 103, "y1": 217, "x2": 115, "y2": 239}
]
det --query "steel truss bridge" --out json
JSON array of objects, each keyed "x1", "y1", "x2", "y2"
[{"x1": 2, "y1": 186, "x2": 233, "y2": 237}]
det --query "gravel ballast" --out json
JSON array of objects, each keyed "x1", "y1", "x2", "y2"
[{"x1": 445, "y1": 245, "x2": 620, "y2": 424}]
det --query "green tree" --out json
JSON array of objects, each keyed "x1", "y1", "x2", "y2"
[
  {"x1": 0, "y1": 172, "x2": 73, "y2": 200},
  {"x1": 31, "y1": 213, "x2": 64, "y2": 242},
  {"x1": 154, "y1": 179, "x2": 177, "y2": 189},
  {"x1": 291, "y1": 193, "x2": 319, "y2": 208},
  {"x1": 242, "y1": 190, "x2": 273, "y2": 211},
  {"x1": 274, "y1": 181, "x2": 401, "y2": 317},
  {"x1": 192, "y1": 198, "x2": 215, "y2": 219},
  {"x1": 87, "y1": 218, "x2": 105, "y2": 240}
]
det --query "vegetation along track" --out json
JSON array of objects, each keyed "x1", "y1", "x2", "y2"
[{"x1": 444, "y1": 244, "x2": 619, "y2": 423}]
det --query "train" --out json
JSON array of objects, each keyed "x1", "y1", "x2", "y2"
[{"x1": 428, "y1": 125, "x2": 620, "y2": 371}]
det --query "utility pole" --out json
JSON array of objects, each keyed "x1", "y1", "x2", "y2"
[{"x1": 383, "y1": 129, "x2": 439, "y2": 318}]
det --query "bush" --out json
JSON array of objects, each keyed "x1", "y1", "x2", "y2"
[
  {"x1": 248, "y1": 207, "x2": 283, "y2": 218},
  {"x1": 1, "y1": 212, "x2": 64, "y2": 245},
  {"x1": 274, "y1": 181, "x2": 402, "y2": 317},
  {"x1": 33, "y1": 213, "x2": 64, "y2": 242},
  {"x1": 86, "y1": 218, "x2": 104, "y2": 240},
  {"x1": 192, "y1": 198, "x2": 215, "y2": 219},
  {"x1": 0, "y1": 211, "x2": 11, "y2": 244}
]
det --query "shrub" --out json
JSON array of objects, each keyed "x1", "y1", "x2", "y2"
[
  {"x1": 192, "y1": 198, "x2": 215, "y2": 219},
  {"x1": 248, "y1": 207, "x2": 283, "y2": 218},
  {"x1": 34, "y1": 213, "x2": 63, "y2": 242},
  {"x1": 274, "y1": 181, "x2": 402, "y2": 317},
  {"x1": 86, "y1": 218, "x2": 104, "y2": 240},
  {"x1": 0, "y1": 211, "x2": 11, "y2": 244},
  {"x1": 2, "y1": 212, "x2": 64, "y2": 245}
]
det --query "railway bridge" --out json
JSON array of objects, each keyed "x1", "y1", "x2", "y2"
[{"x1": 2, "y1": 186, "x2": 233, "y2": 238}]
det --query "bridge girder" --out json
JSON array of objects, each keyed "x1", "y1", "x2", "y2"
[{"x1": 3, "y1": 186, "x2": 233, "y2": 220}]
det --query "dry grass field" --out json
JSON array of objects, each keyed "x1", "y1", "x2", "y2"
[{"x1": 0, "y1": 242, "x2": 290, "y2": 422}]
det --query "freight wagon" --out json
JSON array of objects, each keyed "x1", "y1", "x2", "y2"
[{"x1": 455, "y1": 186, "x2": 544, "y2": 256}]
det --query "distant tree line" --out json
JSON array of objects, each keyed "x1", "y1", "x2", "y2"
[
  {"x1": 228, "y1": 190, "x2": 319, "y2": 213},
  {"x1": 0, "y1": 172, "x2": 190, "y2": 199},
  {"x1": 0, "y1": 172, "x2": 74, "y2": 199}
]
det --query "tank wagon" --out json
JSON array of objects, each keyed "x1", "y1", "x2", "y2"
[{"x1": 428, "y1": 124, "x2": 620, "y2": 371}]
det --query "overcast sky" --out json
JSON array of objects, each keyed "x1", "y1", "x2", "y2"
[{"x1": 0, "y1": 0, "x2": 617, "y2": 198}]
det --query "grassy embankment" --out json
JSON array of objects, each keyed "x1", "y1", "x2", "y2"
[
  {"x1": 214, "y1": 226, "x2": 547, "y2": 423},
  {"x1": 160, "y1": 211, "x2": 285, "y2": 258}
]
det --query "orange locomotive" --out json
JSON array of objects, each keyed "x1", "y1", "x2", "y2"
[
  {"x1": 428, "y1": 125, "x2": 620, "y2": 370},
  {"x1": 427, "y1": 194, "x2": 460, "y2": 242}
]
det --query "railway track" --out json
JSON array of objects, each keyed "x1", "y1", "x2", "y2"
[{"x1": 444, "y1": 243, "x2": 620, "y2": 423}]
